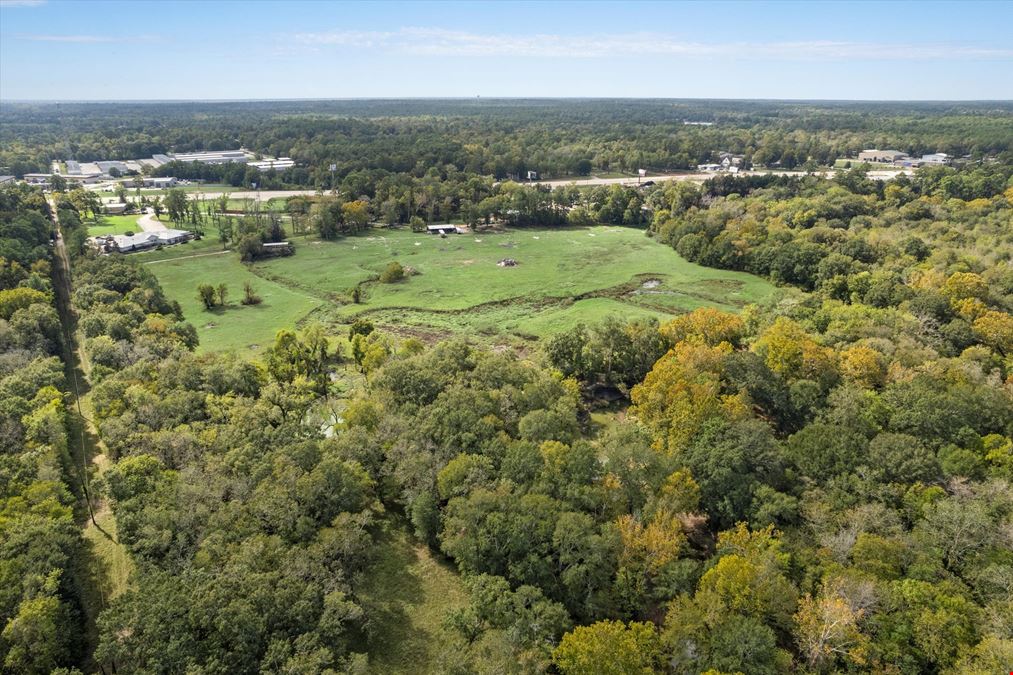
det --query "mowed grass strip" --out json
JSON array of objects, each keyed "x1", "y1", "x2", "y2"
[{"x1": 356, "y1": 520, "x2": 515, "y2": 674}]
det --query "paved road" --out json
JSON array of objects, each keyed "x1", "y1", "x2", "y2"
[{"x1": 526, "y1": 168, "x2": 911, "y2": 188}]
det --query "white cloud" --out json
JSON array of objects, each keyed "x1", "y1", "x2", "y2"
[{"x1": 290, "y1": 27, "x2": 1013, "y2": 61}]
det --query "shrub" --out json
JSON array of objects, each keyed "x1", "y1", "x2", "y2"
[
  {"x1": 197, "y1": 283, "x2": 216, "y2": 310},
  {"x1": 379, "y1": 261, "x2": 405, "y2": 283},
  {"x1": 348, "y1": 319, "x2": 374, "y2": 340},
  {"x1": 241, "y1": 281, "x2": 262, "y2": 306}
]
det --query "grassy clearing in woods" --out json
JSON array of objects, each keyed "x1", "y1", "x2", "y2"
[
  {"x1": 138, "y1": 224, "x2": 778, "y2": 351},
  {"x1": 356, "y1": 519, "x2": 515, "y2": 674}
]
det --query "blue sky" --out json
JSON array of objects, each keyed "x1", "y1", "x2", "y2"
[{"x1": 1, "y1": 0, "x2": 1011, "y2": 100}]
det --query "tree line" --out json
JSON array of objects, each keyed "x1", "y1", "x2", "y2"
[
  {"x1": 3, "y1": 99, "x2": 1011, "y2": 181},
  {"x1": 0, "y1": 184, "x2": 88, "y2": 672}
]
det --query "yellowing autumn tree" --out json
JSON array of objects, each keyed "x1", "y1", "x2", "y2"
[
  {"x1": 943, "y1": 271, "x2": 989, "y2": 303},
  {"x1": 341, "y1": 199, "x2": 371, "y2": 231},
  {"x1": 630, "y1": 340, "x2": 735, "y2": 453},
  {"x1": 972, "y1": 310, "x2": 1013, "y2": 354},
  {"x1": 661, "y1": 307, "x2": 746, "y2": 347},
  {"x1": 839, "y1": 344, "x2": 886, "y2": 389},
  {"x1": 794, "y1": 578, "x2": 870, "y2": 670},
  {"x1": 616, "y1": 511, "x2": 686, "y2": 577},
  {"x1": 553, "y1": 620, "x2": 661, "y2": 675},
  {"x1": 645, "y1": 469, "x2": 701, "y2": 517},
  {"x1": 753, "y1": 317, "x2": 838, "y2": 383},
  {"x1": 697, "y1": 554, "x2": 797, "y2": 628}
]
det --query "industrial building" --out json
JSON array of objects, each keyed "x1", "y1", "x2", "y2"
[
  {"x1": 132, "y1": 176, "x2": 178, "y2": 188},
  {"x1": 247, "y1": 157, "x2": 295, "y2": 171},
  {"x1": 170, "y1": 150, "x2": 249, "y2": 165},
  {"x1": 858, "y1": 150, "x2": 907, "y2": 163}
]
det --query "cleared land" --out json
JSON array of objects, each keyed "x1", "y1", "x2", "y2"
[
  {"x1": 255, "y1": 226, "x2": 776, "y2": 338},
  {"x1": 139, "y1": 225, "x2": 777, "y2": 352}
]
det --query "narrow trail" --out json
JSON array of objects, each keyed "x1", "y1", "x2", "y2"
[{"x1": 48, "y1": 200, "x2": 133, "y2": 669}]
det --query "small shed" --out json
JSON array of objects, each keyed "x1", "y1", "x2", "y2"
[
  {"x1": 262, "y1": 241, "x2": 294, "y2": 257},
  {"x1": 427, "y1": 225, "x2": 460, "y2": 235}
]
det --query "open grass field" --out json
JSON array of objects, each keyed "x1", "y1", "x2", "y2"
[
  {"x1": 139, "y1": 224, "x2": 778, "y2": 352},
  {"x1": 356, "y1": 518, "x2": 515, "y2": 674},
  {"x1": 253, "y1": 225, "x2": 777, "y2": 339},
  {"x1": 133, "y1": 222, "x2": 321, "y2": 353},
  {"x1": 223, "y1": 197, "x2": 291, "y2": 212},
  {"x1": 87, "y1": 214, "x2": 142, "y2": 236},
  {"x1": 94, "y1": 182, "x2": 238, "y2": 199}
]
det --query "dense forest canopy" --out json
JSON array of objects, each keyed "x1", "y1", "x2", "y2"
[{"x1": 0, "y1": 99, "x2": 1011, "y2": 674}]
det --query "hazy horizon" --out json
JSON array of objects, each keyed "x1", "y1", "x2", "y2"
[{"x1": 3, "y1": 97, "x2": 1013, "y2": 104}]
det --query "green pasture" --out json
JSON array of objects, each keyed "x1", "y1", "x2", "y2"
[
  {"x1": 833, "y1": 159, "x2": 898, "y2": 169},
  {"x1": 256, "y1": 225, "x2": 775, "y2": 341},
  {"x1": 141, "y1": 224, "x2": 778, "y2": 351},
  {"x1": 222, "y1": 197, "x2": 291, "y2": 212}
]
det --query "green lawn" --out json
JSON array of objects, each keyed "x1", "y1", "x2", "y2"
[
  {"x1": 140, "y1": 224, "x2": 778, "y2": 351},
  {"x1": 224, "y1": 197, "x2": 291, "y2": 212},
  {"x1": 88, "y1": 214, "x2": 142, "y2": 236}
]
